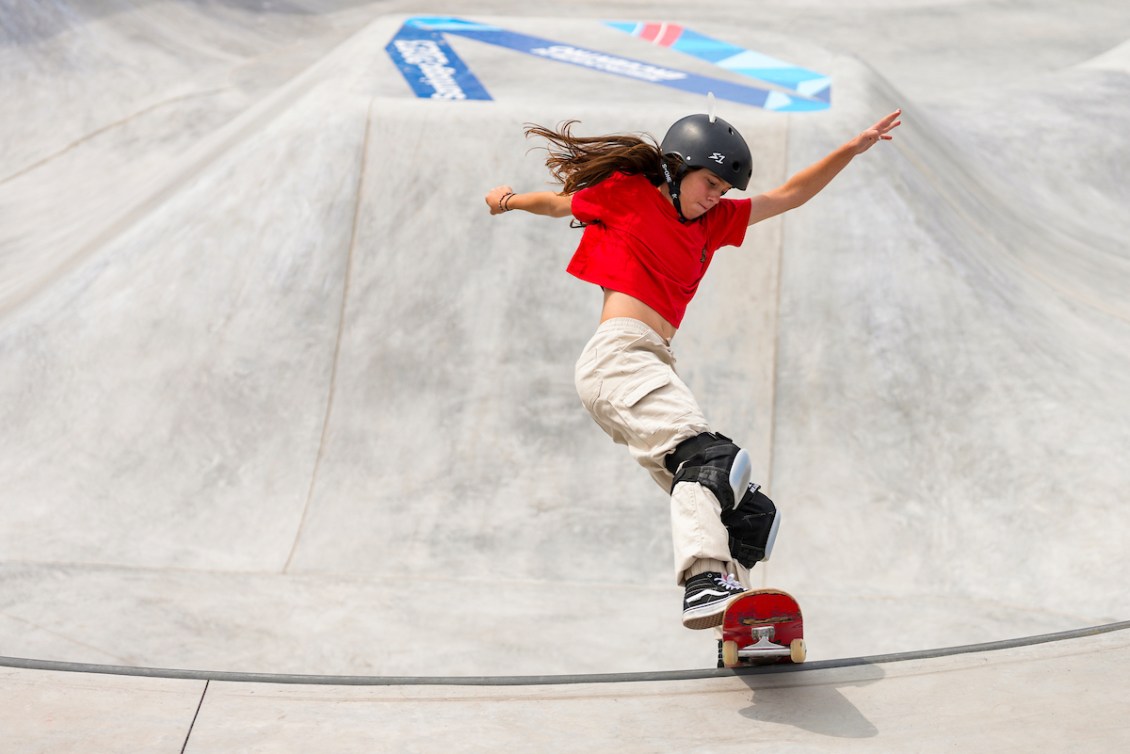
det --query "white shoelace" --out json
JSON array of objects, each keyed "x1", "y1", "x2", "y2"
[{"x1": 716, "y1": 573, "x2": 744, "y2": 591}]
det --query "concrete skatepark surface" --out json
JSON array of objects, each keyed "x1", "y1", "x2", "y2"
[{"x1": 2, "y1": 0, "x2": 1129, "y2": 749}]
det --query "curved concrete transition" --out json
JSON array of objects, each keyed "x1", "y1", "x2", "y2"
[{"x1": 2, "y1": 0, "x2": 1129, "y2": 749}]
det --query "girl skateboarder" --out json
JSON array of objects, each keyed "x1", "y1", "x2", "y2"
[{"x1": 485, "y1": 108, "x2": 901, "y2": 629}]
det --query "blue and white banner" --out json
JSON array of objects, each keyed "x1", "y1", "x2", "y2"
[
  {"x1": 386, "y1": 16, "x2": 830, "y2": 112},
  {"x1": 606, "y1": 21, "x2": 830, "y2": 104},
  {"x1": 384, "y1": 21, "x2": 491, "y2": 100}
]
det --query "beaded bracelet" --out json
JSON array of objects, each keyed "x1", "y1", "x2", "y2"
[{"x1": 499, "y1": 192, "x2": 515, "y2": 212}]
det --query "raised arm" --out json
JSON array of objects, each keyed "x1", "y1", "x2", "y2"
[
  {"x1": 485, "y1": 185, "x2": 574, "y2": 218},
  {"x1": 747, "y1": 109, "x2": 902, "y2": 226}
]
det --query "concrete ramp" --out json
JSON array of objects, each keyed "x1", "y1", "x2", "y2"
[{"x1": 2, "y1": 0, "x2": 1129, "y2": 747}]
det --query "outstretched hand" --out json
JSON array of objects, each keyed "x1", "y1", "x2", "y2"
[
  {"x1": 851, "y1": 109, "x2": 902, "y2": 154},
  {"x1": 485, "y1": 185, "x2": 515, "y2": 215}
]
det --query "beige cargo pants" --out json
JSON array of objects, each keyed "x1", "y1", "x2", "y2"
[{"x1": 574, "y1": 317, "x2": 749, "y2": 586}]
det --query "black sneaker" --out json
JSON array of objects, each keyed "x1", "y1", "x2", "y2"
[{"x1": 682, "y1": 572, "x2": 745, "y2": 630}]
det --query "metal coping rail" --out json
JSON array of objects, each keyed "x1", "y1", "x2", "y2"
[{"x1": 2, "y1": 620, "x2": 1128, "y2": 687}]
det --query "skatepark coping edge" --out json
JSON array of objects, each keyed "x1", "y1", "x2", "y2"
[{"x1": 3, "y1": 619, "x2": 1128, "y2": 687}]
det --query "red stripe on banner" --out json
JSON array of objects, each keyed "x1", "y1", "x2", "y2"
[
  {"x1": 657, "y1": 23, "x2": 684, "y2": 47},
  {"x1": 640, "y1": 23, "x2": 663, "y2": 43}
]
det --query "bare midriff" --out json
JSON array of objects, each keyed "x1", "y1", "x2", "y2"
[{"x1": 600, "y1": 289, "x2": 677, "y2": 342}]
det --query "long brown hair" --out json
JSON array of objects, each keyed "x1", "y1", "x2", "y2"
[{"x1": 525, "y1": 121, "x2": 675, "y2": 194}]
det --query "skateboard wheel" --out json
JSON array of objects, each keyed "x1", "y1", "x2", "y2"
[
  {"x1": 721, "y1": 640, "x2": 740, "y2": 668},
  {"x1": 790, "y1": 638, "x2": 806, "y2": 663}
]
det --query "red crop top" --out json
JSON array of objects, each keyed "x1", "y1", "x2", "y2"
[{"x1": 567, "y1": 172, "x2": 751, "y2": 328}]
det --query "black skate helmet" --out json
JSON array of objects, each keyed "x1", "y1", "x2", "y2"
[{"x1": 660, "y1": 113, "x2": 752, "y2": 192}]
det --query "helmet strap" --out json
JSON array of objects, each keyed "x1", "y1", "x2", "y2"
[{"x1": 661, "y1": 160, "x2": 689, "y2": 223}]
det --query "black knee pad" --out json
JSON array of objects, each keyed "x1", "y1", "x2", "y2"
[
  {"x1": 722, "y1": 484, "x2": 779, "y2": 568},
  {"x1": 664, "y1": 431, "x2": 744, "y2": 509}
]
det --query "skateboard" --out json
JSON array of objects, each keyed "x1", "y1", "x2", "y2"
[{"x1": 720, "y1": 588, "x2": 805, "y2": 668}]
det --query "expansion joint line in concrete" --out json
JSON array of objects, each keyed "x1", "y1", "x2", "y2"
[
  {"x1": 0, "y1": 88, "x2": 230, "y2": 187},
  {"x1": 759, "y1": 119, "x2": 789, "y2": 590},
  {"x1": 180, "y1": 680, "x2": 209, "y2": 754},
  {"x1": 282, "y1": 97, "x2": 375, "y2": 574}
]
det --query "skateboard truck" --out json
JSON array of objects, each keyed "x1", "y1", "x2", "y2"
[{"x1": 739, "y1": 625, "x2": 791, "y2": 659}]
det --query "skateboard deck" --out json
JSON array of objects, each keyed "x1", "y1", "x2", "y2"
[{"x1": 720, "y1": 588, "x2": 805, "y2": 668}]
